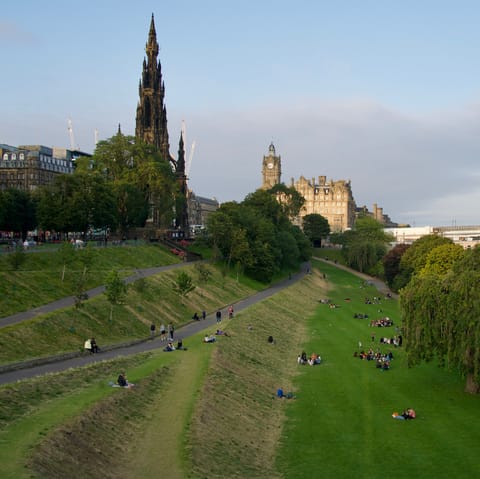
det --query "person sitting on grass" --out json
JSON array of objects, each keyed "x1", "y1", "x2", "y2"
[
  {"x1": 117, "y1": 372, "x2": 134, "y2": 388},
  {"x1": 308, "y1": 353, "x2": 321, "y2": 366},
  {"x1": 204, "y1": 334, "x2": 216, "y2": 343},
  {"x1": 84, "y1": 338, "x2": 92, "y2": 354},
  {"x1": 297, "y1": 351, "x2": 308, "y2": 364},
  {"x1": 276, "y1": 387, "x2": 296, "y2": 399},
  {"x1": 90, "y1": 338, "x2": 99, "y2": 353},
  {"x1": 215, "y1": 329, "x2": 230, "y2": 336},
  {"x1": 164, "y1": 341, "x2": 176, "y2": 352}
]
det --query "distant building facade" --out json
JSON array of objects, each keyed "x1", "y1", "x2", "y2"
[
  {"x1": 356, "y1": 203, "x2": 398, "y2": 227},
  {"x1": 386, "y1": 225, "x2": 480, "y2": 249},
  {"x1": 187, "y1": 190, "x2": 219, "y2": 235},
  {"x1": 0, "y1": 144, "x2": 75, "y2": 191},
  {"x1": 261, "y1": 143, "x2": 356, "y2": 232}
]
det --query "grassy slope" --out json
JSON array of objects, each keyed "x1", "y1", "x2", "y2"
[
  {"x1": 186, "y1": 270, "x2": 329, "y2": 478},
  {"x1": 0, "y1": 263, "x2": 261, "y2": 365},
  {"x1": 0, "y1": 352, "x2": 168, "y2": 479},
  {"x1": 277, "y1": 260, "x2": 480, "y2": 479},
  {"x1": 0, "y1": 269, "x2": 326, "y2": 479},
  {"x1": 0, "y1": 244, "x2": 180, "y2": 317},
  {"x1": 2, "y1": 261, "x2": 480, "y2": 479}
]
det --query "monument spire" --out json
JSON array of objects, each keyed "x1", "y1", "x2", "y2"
[{"x1": 135, "y1": 13, "x2": 171, "y2": 162}]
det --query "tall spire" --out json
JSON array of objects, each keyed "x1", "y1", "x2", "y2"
[
  {"x1": 146, "y1": 13, "x2": 159, "y2": 61},
  {"x1": 135, "y1": 14, "x2": 171, "y2": 163},
  {"x1": 175, "y1": 131, "x2": 188, "y2": 230}
]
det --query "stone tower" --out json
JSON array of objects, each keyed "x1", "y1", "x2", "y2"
[
  {"x1": 261, "y1": 142, "x2": 281, "y2": 189},
  {"x1": 135, "y1": 14, "x2": 189, "y2": 232},
  {"x1": 175, "y1": 132, "x2": 189, "y2": 230},
  {"x1": 135, "y1": 14, "x2": 171, "y2": 163}
]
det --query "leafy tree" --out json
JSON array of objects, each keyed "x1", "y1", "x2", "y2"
[
  {"x1": 383, "y1": 243, "x2": 410, "y2": 290},
  {"x1": 401, "y1": 246, "x2": 480, "y2": 393},
  {"x1": 396, "y1": 235, "x2": 452, "y2": 290},
  {"x1": 73, "y1": 276, "x2": 89, "y2": 309},
  {"x1": 341, "y1": 217, "x2": 392, "y2": 274},
  {"x1": 277, "y1": 230, "x2": 300, "y2": 269},
  {"x1": 173, "y1": 271, "x2": 196, "y2": 303},
  {"x1": 92, "y1": 133, "x2": 177, "y2": 229},
  {"x1": 104, "y1": 270, "x2": 127, "y2": 305},
  {"x1": 206, "y1": 188, "x2": 311, "y2": 282},
  {"x1": 290, "y1": 225, "x2": 312, "y2": 262},
  {"x1": 269, "y1": 183, "x2": 305, "y2": 219},
  {"x1": 419, "y1": 243, "x2": 465, "y2": 277},
  {"x1": 302, "y1": 214, "x2": 330, "y2": 247},
  {"x1": 104, "y1": 270, "x2": 127, "y2": 322},
  {"x1": 0, "y1": 188, "x2": 36, "y2": 239}
]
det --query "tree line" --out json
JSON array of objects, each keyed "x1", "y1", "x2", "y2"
[
  {"x1": 327, "y1": 222, "x2": 480, "y2": 394},
  {"x1": 391, "y1": 235, "x2": 480, "y2": 393},
  {"x1": 0, "y1": 131, "x2": 178, "y2": 240}
]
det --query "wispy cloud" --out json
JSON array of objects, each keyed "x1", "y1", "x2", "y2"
[{"x1": 184, "y1": 98, "x2": 480, "y2": 226}]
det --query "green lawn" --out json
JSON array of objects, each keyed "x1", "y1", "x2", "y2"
[
  {"x1": 277, "y1": 261, "x2": 480, "y2": 479},
  {"x1": 1, "y1": 260, "x2": 479, "y2": 479}
]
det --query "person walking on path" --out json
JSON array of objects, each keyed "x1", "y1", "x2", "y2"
[
  {"x1": 150, "y1": 323, "x2": 156, "y2": 339},
  {"x1": 228, "y1": 305, "x2": 234, "y2": 319},
  {"x1": 202, "y1": 310, "x2": 206, "y2": 320},
  {"x1": 216, "y1": 310, "x2": 222, "y2": 323},
  {"x1": 168, "y1": 323, "x2": 174, "y2": 340},
  {"x1": 160, "y1": 324, "x2": 166, "y2": 341}
]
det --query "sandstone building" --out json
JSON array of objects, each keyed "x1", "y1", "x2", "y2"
[{"x1": 261, "y1": 143, "x2": 356, "y2": 232}]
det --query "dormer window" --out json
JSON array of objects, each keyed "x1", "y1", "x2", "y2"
[
  {"x1": 19, "y1": 153, "x2": 25, "y2": 160},
  {"x1": 12, "y1": 153, "x2": 16, "y2": 160},
  {"x1": 2, "y1": 153, "x2": 7, "y2": 160}
]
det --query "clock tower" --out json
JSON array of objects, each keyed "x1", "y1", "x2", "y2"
[{"x1": 262, "y1": 142, "x2": 281, "y2": 189}]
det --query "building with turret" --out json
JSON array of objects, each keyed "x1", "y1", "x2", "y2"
[{"x1": 261, "y1": 142, "x2": 357, "y2": 232}]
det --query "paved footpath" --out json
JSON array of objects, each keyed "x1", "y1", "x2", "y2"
[
  {"x1": 0, "y1": 266, "x2": 310, "y2": 385},
  {"x1": 0, "y1": 259, "x2": 394, "y2": 386},
  {"x1": 0, "y1": 262, "x2": 188, "y2": 329}
]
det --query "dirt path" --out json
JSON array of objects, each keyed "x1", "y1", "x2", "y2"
[{"x1": 121, "y1": 348, "x2": 211, "y2": 478}]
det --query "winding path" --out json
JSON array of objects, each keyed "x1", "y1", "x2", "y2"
[{"x1": 0, "y1": 259, "x2": 394, "y2": 386}]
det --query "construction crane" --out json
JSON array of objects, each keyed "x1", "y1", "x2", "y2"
[
  {"x1": 94, "y1": 128, "x2": 99, "y2": 146},
  {"x1": 181, "y1": 120, "x2": 196, "y2": 177},
  {"x1": 67, "y1": 118, "x2": 77, "y2": 150},
  {"x1": 186, "y1": 140, "x2": 195, "y2": 177}
]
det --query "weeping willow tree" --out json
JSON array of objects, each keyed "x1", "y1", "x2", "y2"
[{"x1": 401, "y1": 246, "x2": 480, "y2": 394}]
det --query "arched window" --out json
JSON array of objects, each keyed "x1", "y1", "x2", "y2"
[
  {"x1": 12, "y1": 153, "x2": 16, "y2": 160},
  {"x1": 19, "y1": 153, "x2": 25, "y2": 160},
  {"x1": 2, "y1": 153, "x2": 8, "y2": 160}
]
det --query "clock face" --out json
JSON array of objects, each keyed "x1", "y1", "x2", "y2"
[{"x1": 267, "y1": 162, "x2": 274, "y2": 169}]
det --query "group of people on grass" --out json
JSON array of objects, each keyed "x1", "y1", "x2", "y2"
[
  {"x1": 297, "y1": 351, "x2": 322, "y2": 366},
  {"x1": 392, "y1": 408, "x2": 416, "y2": 420},
  {"x1": 164, "y1": 338, "x2": 185, "y2": 351},
  {"x1": 370, "y1": 317, "x2": 394, "y2": 327}
]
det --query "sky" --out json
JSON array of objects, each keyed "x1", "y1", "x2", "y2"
[{"x1": 2, "y1": 0, "x2": 480, "y2": 227}]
